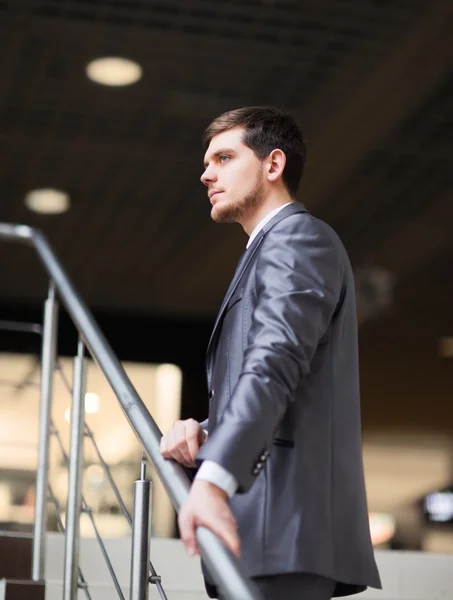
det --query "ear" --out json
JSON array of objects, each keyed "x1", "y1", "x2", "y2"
[{"x1": 266, "y1": 149, "x2": 286, "y2": 183}]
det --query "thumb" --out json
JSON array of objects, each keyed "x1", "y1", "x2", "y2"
[{"x1": 198, "y1": 427, "x2": 208, "y2": 446}]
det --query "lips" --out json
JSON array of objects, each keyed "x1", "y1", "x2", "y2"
[{"x1": 209, "y1": 191, "x2": 224, "y2": 204}]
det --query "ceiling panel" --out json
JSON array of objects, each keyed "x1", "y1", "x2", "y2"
[{"x1": 0, "y1": 0, "x2": 451, "y2": 321}]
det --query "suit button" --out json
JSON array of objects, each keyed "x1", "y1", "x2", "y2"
[
  {"x1": 259, "y1": 449, "x2": 269, "y2": 461},
  {"x1": 208, "y1": 390, "x2": 215, "y2": 401}
]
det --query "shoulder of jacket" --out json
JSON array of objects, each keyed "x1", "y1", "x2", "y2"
[
  {"x1": 266, "y1": 209, "x2": 329, "y2": 236},
  {"x1": 263, "y1": 211, "x2": 345, "y2": 257}
]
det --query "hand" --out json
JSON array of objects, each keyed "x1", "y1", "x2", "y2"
[
  {"x1": 160, "y1": 419, "x2": 207, "y2": 467},
  {"x1": 178, "y1": 480, "x2": 241, "y2": 558}
]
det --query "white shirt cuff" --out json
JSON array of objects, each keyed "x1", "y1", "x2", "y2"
[{"x1": 195, "y1": 460, "x2": 238, "y2": 498}]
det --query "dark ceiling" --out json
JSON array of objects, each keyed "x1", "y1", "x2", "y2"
[{"x1": 0, "y1": 0, "x2": 452, "y2": 333}]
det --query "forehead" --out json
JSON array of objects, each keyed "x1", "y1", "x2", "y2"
[{"x1": 204, "y1": 126, "x2": 247, "y2": 160}]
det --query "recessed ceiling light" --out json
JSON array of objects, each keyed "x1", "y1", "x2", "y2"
[
  {"x1": 86, "y1": 57, "x2": 143, "y2": 86},
  {"x1": 25, "y1": 188, "x2": 70, "y2": 214}
]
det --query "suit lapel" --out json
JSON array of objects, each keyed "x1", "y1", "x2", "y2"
[
  {"x1": 206, "y1": 202, "x2": 307, "y2": 378},
  {"x1": 207, "y1": 232, "x2": 264, "y2": 357}
]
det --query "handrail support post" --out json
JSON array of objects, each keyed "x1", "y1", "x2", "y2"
[
  {"x1": 32, "y1": 281, "x2": 58, "y2": 581},
  {"x1": 63, "y1": 337, "x2": 87, "y2": 600}
]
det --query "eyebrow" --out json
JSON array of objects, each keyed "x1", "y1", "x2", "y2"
[{"x1": 203, "y1": 148, "x2": 235, "y2": 168}]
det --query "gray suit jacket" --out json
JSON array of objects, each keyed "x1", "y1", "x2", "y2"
[{"x1": 196, "y1": 202, "x2": 381, "y2": 596}]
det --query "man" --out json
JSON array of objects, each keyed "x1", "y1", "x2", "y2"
[{"x1": 160, "y1": 107, "x2": 381, "y2": 599}]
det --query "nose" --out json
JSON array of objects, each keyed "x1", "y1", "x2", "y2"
[{"x1": 200, "y1": 164, "x2": 216, "y2": 186}]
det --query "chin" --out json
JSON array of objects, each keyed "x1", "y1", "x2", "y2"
[{"x1": 210, "y1": 202, "x2": 238, "y2": 224}]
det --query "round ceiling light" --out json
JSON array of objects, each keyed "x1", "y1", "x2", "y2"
[
  {"x1": 25, "y1": 188, "x2": 70, "y2": 214},
  {"x1": 86, "y1": 57, "x2": 143, "y2": 86}
]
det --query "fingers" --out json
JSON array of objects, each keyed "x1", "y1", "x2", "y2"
[
  {"x1": 160, "y1": 419, "x2": 202, "y2": 467},
  {"x1": 164, "y1": 423, "x2": 188, "y2": 465},
  {"x1": 205, "y1": 509, "x2": 241, "y2": 558},
  {"x1": 198, "y1": 427, "x2": 208, "y2": 446},
  {"x1": 185, "y1": 419, "x2": 203, "y2": 464},
  {"x1": 178, "y1": 506, "x2": 200, "y2": 557},
  {"x1": 178, "y1": 483, "x2": 241, "y2": 559},
  {"x1": 180, "y1": 510, "x2": 240, "y2": 558},
  {"x1": 160, "y1": 435, "x2": 185, "y2": 464}
]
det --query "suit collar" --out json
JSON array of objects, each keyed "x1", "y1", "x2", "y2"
[
  {"x1": 246, "y1": 201, "x2": 293, "y2": 249},
  {"x1": 206, "y1": 202, "x2": 307, "y2": 367},
  {"x1": 259, "y1": 201, "x2": 306, "y2": 236}
]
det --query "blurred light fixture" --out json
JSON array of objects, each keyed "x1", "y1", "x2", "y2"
[
  {"x1": 438, "y1": 337, "x2": 453, "y2": 358},
  {"x1": 86, "y1": 57, "x2": 142, "y2": 86},
  {"x1": 369, "y1": 512, "x2": 395, "y2": 546},
  {"x1": 65, "y1": 392, "x2": 100, "y2": 423},
  {"x1": 354, "y1": 266, "x2": 394, "y2": 322},
  {"x1": 85, "y1": 464, "x2": 105, "y2": 489},
  {"x1": 84, "y1": 392, "x2": 100, "y2": 414},
  {"x1": 25, "y1": 188, "x2": 70, "y2": 214},
  {"x1": 423, "y1": 490, "x2": 453, "y2": 523}
]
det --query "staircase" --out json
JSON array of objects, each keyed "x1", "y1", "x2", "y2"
[
  {"x1": 0, "y1": 530, "x2": 208, "y2": 600},
  {"x1": 2, "y1": 531, "x2": 453, "y2": 599},
  {"x1": 0, "y1": 531, "x2": 44, "y2": 600},
  {"x1": 44, "y1": 538, "x2": 453, "y2": 600},
  {"x1": 44, "y1": 532, "x2": 207, "y2": 600},
  {"x1": 0, "y1": 223, "x2": 254, "y2": 600}
]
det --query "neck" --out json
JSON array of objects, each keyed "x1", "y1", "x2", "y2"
[{"x1": 241, "y1": 193, "x2": 294, "y2": 236}]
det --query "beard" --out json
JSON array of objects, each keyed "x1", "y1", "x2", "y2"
[{"x1": 211, "y1": 168, "x2": 265, "y2": 224}]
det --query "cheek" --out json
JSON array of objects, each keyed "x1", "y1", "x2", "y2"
[{"x1": 228, "y1": 164, "x2": 254, "y2": 189}]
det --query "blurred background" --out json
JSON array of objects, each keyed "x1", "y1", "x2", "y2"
[{"x1": 0, "y1": 0, "x2": 452, "y2": 554}]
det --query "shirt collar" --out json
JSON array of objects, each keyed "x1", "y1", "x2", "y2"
[{"x1": 246, "y1": 202, "x2": 293, "y2": 248}]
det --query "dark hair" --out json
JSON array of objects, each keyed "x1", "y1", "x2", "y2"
[{"x1": 203, "y1": 106, "x2": 306, "y2": 197}]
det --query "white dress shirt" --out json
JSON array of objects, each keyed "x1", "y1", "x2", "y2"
[{"x1": 195, "y1": 203, "x2": 293, "y2": 496}]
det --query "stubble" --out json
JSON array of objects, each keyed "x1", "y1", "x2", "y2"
[{"x1": 211, "y1": 167, "x2": 265, "y2": 224}]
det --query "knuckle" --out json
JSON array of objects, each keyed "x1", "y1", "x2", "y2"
[{"x1": 186, "y1": 418, "x2": 198, "y2": 428}]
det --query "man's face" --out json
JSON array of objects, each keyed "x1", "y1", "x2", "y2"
[{"x1": 201, "y1": 126, "x2": 265, "y2": 224}]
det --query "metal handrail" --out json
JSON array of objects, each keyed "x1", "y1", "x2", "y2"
[
  {"x1": 0, "y1": 320, "x2": 166, "y2": 598},
  {"x1": 55, "y1": 363, "x2": 134, "y2": 527},
  {"x1": 55, "y1": 361, "x2": 168, "y2": 599},
  {"x1": 49, "y1": 418, "x2": 125, "y2": 599},
  {"x1": 48, "y1": 483, "x2": 93, "y2": 600},
  {"x1": 0, "y1": 223, "x2": 262, "y2": 600}
]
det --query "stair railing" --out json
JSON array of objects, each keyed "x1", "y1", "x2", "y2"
[
  {"x1": 0, "y1": 319, "x2": 166, "y2": 599},
  {"x1": 0, "y1": 223, "x2": 263, "y2": 600}
]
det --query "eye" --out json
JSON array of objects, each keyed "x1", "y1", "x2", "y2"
[{"x1": 219, "y1": 155, "x2": 230, "y2": 163}]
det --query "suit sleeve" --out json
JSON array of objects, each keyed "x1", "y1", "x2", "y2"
[{"x1": 196, "y1": 215, "x2": 343, "y2": 492}]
